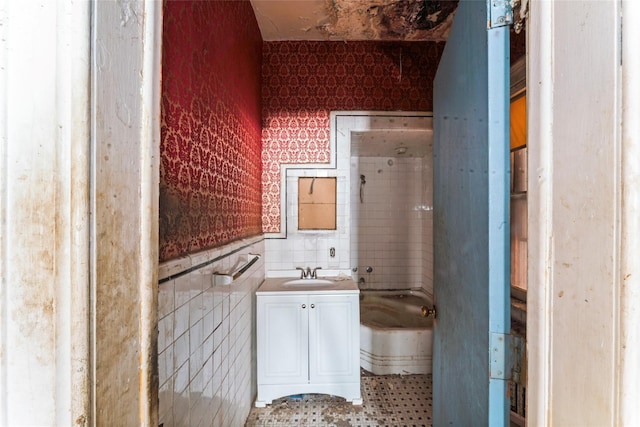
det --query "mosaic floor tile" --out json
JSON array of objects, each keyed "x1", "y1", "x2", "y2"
[{"x1": 245, "y1": 372, "x2": 432, "y2": 427}]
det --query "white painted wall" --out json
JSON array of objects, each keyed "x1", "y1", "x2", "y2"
[{"x1": 527, "y1": 0, "x2": 640, "y2": 425}]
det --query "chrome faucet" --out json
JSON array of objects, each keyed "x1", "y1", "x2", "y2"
[
  {"x1": 295, "y1": 266, "x2": 321, "y2": 279},
  {"x1": 296, "y1": 267, "x2": 310, "y2": 279}
]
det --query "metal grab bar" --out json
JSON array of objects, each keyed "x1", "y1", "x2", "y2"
[
  {"x1": 213, "y1": 254, "x2": 261, "y2": 285},
  {"x1": 232, "y1": 254, "x2": 260, "y2": 280}
]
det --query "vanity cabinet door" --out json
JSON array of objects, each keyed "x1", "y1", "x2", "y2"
[
  {"x1": 257, "y1": 295, "x2": 309, "y2": 385},
  {"x1": 308, "y1": 295, "x2": 360, "y2": 384}
]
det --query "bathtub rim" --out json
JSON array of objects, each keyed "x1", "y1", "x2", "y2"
[{"x1": 360, "y1": 288, "x2": 434, "y2": 331}]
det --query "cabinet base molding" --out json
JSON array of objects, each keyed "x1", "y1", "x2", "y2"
[{"x1": 255, "y1": 382, "x2": 362, "y2": 407}]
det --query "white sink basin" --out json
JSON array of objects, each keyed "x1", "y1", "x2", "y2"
[
  {"x1": 282, "y1": 278, "x2": 337, "y2": 287},
  {"x1": 257, "y1": 276, "x2": 358, "y2": 294}
]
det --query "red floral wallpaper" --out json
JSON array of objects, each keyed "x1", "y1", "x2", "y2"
[
  {"x1": 261, "y1": 41, "x2": 445, "y2": 233},
  {"x1": 160, "y1": 0, "x2": 263, "y2": 261}
]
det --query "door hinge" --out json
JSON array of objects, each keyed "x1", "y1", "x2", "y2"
[
  {"x1": 489, "y1": 332, "x2": 524, "y2": 380},
  {"x1": 421, "y1": 304, "x2": 436, "y2": 319},
  {"x1": 487, "y1": 0, "x2": 514, "y2": 29}
]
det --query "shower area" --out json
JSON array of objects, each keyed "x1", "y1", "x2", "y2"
[
  {"x1": 347, "y1": 115, "x2": 435, "y2": 375},
  {"x1": 349, "y1": 125, "x2": 434, "y2": 297}
]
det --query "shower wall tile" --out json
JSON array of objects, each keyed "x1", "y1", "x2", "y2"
[
  {"x1": 158, "y1": 236, "x2": 265, "y2": 427},
  {"x1": 350, "y1": 156, "x2": 433, "y2": 291},
  {"x1": 421, "y1": 152, "x2": 434, "y2": 297}
]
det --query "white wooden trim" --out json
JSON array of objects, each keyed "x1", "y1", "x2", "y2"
[
  {"x1": 528, "y1": 1, "x2": 625, "y2": 425},
  {"x1": 618, "y1": 1, "x2": 640, "y2": 424},
  {"x1": 138, "y1": 1, "x2": 163, "y2": 424},
  {"x1": 0, "y1": 1, "x2": 92, "y2": 424},
  {"x1": 526, "y1": 1, "x2": 553, "y2": 423},
  {"x1": 90, "y1": 1, "x2": 162, "y2": 424}
]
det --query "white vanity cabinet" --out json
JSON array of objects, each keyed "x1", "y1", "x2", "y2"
[{"x1": 255, "y1": 278, "x2": 361, "y2": 407}]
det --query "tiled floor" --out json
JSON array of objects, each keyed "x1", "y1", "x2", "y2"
[{"x1": 245, "y1": 371, "x2": 433, "y2": 427}]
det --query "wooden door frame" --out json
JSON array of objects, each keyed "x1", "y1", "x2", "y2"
[{"x1": 527, "y1": 1, "x2": 640, "y2": 425}]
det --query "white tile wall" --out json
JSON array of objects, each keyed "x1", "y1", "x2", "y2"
[
  {"x1": 264, "y1": 113, "x2": 434, "y2": 293},
  {"x1": 350, "y1": 156, "x2": 433, "y2": 293},
  {"x1": 265, "y1": 167, "x2": 351, "y2": 273},
  {"x1": 421, "y1": 152, "x2": 434, "y2": 297},
  {"x1": 158, "y1": 236, "x2": 265, "y2": 427}
]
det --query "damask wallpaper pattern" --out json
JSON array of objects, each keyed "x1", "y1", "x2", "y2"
[
  {"x1": 261, "y1": 41, "x2": 445, "y2": 233},
  {"x1": 160, "y1": 0, "x2": 263, "y2": 261}
]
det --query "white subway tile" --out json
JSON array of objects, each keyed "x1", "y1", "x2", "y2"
[
  {"x1": 189, "y1": 294, "x2": 204, "y2": 329},
  {"x1": 159, "y1": 345, "x2": 174, "y2": 387},
  {"x1": 173, "y1": 331, "x2": 190, "y2": 373},
  {"x1": 174, "y1": 275, "x2": 192, "y2": 309},
  {"x1": 158, "y1": 279, "x2": 175, "y2": 320},
  {"x1": 174, "y1": 303, "x2": 190, "y2": 341},
  {"x1": 173, "y1": 359, "x2": 190, "y2": 395},
  {"x1": 158, "y1": 313, "x2": 174, "y2": 353},
  {"x1": 160, "y1": 239, "x2": 264, "y2": 425}
]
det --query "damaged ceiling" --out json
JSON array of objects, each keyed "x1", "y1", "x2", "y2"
[{"x1": 250, "y1": 0, "x2": 459, "y2": 41}]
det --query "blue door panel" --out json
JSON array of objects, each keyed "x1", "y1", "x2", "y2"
[{"x1": 432, "y1": 0, "x2": 510, "y2": 425}]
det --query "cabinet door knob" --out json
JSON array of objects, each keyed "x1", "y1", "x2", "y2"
[
  {"x1": 310, "y1": 304, "x2": 315, "y2": 309},
  {"x1": 302, "y1": 304, "x2": 306, "y2": 309}
]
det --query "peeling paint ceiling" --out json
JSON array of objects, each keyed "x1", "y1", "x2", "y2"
[{"x1": 250, "y1": 0, "x2": 459, "y2": 41}]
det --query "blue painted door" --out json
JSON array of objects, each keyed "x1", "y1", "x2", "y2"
[{"x1": 432, "y1": 0, "x2": 511, "y2": 425}]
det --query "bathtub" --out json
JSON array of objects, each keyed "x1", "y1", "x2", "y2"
[{"x1": 360, "y1": 289, "x2": 433, "y2": 375}]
